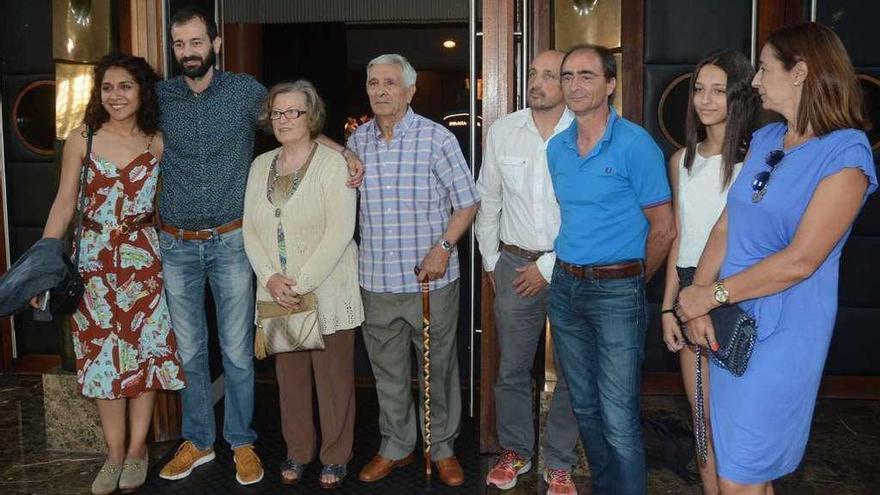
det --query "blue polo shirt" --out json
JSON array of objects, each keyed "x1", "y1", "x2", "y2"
[{"x1": 547, "y1": 108, "x2": 670, "y2": 266}]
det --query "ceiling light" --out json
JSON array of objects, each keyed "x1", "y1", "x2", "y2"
[{"x1": 442, "y1": 40, "x2": 457, "y2": 49}]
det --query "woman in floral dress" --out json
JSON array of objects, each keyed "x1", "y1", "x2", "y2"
[{"x1": 36, "y1": 53, "x2": 185, "y2": 495}]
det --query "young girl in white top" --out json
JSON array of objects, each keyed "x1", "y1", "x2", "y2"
[{"x1": 661, "y1": 50, "x2": 758, "y2": 495}]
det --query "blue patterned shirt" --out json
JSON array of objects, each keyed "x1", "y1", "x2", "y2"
[
  {"x1": 157, "y1": 71, "x2": 267, "y2": 230},
  {"x1": 347, "y1": 108, "x2": 479, "y2": 293}
]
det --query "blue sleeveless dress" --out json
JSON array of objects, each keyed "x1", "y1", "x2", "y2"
[{"x1": 710, "y1": 123, "x2": 877, "y2": 483}]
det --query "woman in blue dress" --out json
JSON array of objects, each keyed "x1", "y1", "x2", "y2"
[{"x1": 675, "y1": 22, "x2": 877, "y2": 494}]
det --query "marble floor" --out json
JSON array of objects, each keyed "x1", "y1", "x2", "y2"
[
  {"x1": 0, "y1": 373, "x2": 479, "y2": 495},
  {"x1": 1, "y1": 373, "x2": 878, "y2": 494},
  {"x1": 481, "y1": 395, "x2": 880, "y2": 494}
]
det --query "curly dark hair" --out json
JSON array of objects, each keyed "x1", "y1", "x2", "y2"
[{"x1": 82, "y1": 53, "x2": 161, "y2": 135}]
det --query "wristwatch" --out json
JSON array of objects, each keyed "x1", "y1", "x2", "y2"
[
  {"x1": 713, "y1": 280, "x2": 730, "y2": 305},
  {"x1": 439, "y1": 239, "x2": 455, "y2": 253}
]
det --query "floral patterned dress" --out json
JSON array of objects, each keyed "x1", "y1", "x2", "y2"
[{"x1": 72, "y1": 149, "x2": 185, "y2": 399}]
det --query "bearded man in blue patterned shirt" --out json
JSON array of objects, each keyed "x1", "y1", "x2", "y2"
[{"x1": 155, "y1": 7, "x2": 362, "y2": 487}]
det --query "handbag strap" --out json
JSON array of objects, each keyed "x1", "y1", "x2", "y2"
[
  {"x1": 72, "y1": 127, "x2": 94, "y2": 268},
  {"x1": 694, "y1": 346, "x2": 709, "y2": 465}
]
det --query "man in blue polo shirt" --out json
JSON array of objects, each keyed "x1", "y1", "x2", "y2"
[{"x1": 546, "y1": 45, "x2": 675, "y2": 495}]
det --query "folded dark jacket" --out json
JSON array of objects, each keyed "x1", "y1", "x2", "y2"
[{"x1": 0, "y1": 238, "x2": 71, "y2": 317}]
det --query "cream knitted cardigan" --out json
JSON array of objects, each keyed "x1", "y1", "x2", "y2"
[{"x1": 242, "y1": 143, "x2": 364, "y2": 334}]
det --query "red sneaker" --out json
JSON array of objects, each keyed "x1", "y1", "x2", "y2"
[
  {"x1": 544, "y1": 468, "x2": 577, "y2": 495},
  {"x1": 486, "y1": 450, "x2": 532, "y2": 490}
]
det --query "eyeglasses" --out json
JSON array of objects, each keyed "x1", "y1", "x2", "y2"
[
  {"x1": 751, "y1": 149, "x2": 785, "y2": 203},
  {"x1": 270, "y1": 108, "x2": 307, "y2": 120}
]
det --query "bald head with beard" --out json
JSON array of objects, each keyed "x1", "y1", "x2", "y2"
[{"x1": 527, "y1": 50, "x2": 566, "y2": 112}]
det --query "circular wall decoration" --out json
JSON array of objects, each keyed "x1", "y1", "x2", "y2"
[
  {"x1": 657, "y1": 73, "x2": 692, "y2": 150},
  {"x1": 12, "y1": 80, "x2": 56, "y2": 157},
  {"x1": 858, "y1": 74, "x2": 880, "y2": 151}
]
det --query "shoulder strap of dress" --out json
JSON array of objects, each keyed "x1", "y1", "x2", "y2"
[{"x1": 145, "y1": 133, "x2": 156, "y2": 152}]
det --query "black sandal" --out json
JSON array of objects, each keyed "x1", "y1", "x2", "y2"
[
  {"x1": 280, "y1": 459, "x2": 305, "y2": 485},
  {"x1": 319, "y1": 464, "x2": 347, "y2": 490}
]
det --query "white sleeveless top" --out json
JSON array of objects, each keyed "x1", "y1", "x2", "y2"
[{"x1": 676, "y1": 150, "x2": 741, "y2": 267}]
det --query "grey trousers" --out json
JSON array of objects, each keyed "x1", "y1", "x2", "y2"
[
  {"x1": 494, "y1": 251, "x2": 580, "y2": 470},
  {"x1": 361, "y1": 281, "x2": 461, "y2": 460}
]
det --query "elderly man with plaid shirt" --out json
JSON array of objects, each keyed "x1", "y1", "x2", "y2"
[{"x1": 347, "y1": 53, "x2": 479, "y2": 487}]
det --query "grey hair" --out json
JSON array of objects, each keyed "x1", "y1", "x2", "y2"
[{"x1": 367, "y1": 53, "x2": 417, "y2": 88}]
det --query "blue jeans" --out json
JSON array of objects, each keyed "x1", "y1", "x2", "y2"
[
  {"x1": 159, "y1": 228, "x2": 256, "y2": 449},
  {"x1": 548, "y1": 264, "x2": 647, "y2": 495}
]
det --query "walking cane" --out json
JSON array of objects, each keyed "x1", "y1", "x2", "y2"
[{"x1": 414, "y1": 266, "x2": 432, "y2": 487}]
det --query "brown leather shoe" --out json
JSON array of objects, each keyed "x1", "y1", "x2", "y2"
[
  {"x1": 357, "y1": 453, "x2": 413, "y2": 482},
  {"x1": 434, "y1": 456, "x2": 464, "y2": 487}
]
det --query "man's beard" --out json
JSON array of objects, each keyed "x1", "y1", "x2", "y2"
[
  {"x1": 177, "y1": 49, "x2": 215, "y2": 79},
  {"x1": 528, "y1": 91, "x2": 560, "y2": 111}
]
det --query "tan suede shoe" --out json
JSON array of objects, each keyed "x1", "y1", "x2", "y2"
[
  {"x1": 357, "y1": 453, "x2": 413, "y2": 482},
  {"x1": 435, "y1": 456, "x2": 465, "y2": 487},
  {"x1": 91, "y1": 461, "x2": 122, "y2": 495},
  {"x1": 233, "y1": 444, "x2": 264, "y2": 486},
  {"x1": 118, "y1": 454, "x2": 148, "y2": 492},
  {"x1": 159, "y1": 441, "x2": 215, "y2": 481}
]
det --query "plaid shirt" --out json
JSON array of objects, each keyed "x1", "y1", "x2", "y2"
[{"x1": 348, "y1": 108, "x2": 479, "y2": 293}]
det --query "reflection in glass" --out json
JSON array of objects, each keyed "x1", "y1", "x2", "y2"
[
  {"x1": 56, "y1": 62, "x2": 95, "y2": 140},
  {"x1": 52, "y1": 0, "x2": 113, "y2": 63},
  {"x1": 554, "y1": 0, "x2": 623, "y2": 112},
  {"x1": 554, "y1": 0, "x2": 621, "y2": 50}
]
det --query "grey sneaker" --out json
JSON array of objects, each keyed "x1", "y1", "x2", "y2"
[
  {"x1": 91, "y1": 461, "x2": 122, "y2": 495},
  {"x1": 119, "y1": 455, "x2": 149, "y2": 492}
]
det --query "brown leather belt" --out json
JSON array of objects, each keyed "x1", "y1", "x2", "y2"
[
  {"x1": 82, "y1": 214, "x2": 155, "y2": 235},
  {"x1": 159, "y1": 218, "x2": 243, "y2": 240},
  {"x1": 500, "y1": 242, "x2": 548, "y2": 262},
  {"x1": 556, "y1": 259, "x2": 643, "y2": 279}
]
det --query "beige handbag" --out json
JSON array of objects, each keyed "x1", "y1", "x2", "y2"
[{"x1": 253, "y1": 293, "x2": 323, "y2": 358}]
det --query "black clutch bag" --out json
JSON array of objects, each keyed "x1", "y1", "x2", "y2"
[
  {"x1": 707, "y1": 304, "x2": 757, "y2": 377},
  {"x1": 49, "y1": 256, "x2": 85, "y2": 316},
  {"x1": 675, "y1": 266, "x2": 757, "y2": 376}
]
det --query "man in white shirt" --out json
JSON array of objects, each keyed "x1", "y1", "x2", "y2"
[{"x1": 476, "y1": 50, "x2": 579, "y2": 495}]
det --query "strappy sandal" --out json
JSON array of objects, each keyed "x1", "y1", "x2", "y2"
[
  {"x1": 319, "y1": 463, "x2": 347, "y2": 490},
  {"x1": 280, "y1": 459, "x2": 305, "y2": 485}
]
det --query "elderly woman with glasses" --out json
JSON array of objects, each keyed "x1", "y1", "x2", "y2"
[
  {"x1": 242, "y1": 80, "x2": 363, "y2": 489},
  {"x1": 675, "y1": 23, "x2": 876, "y2": 494}
]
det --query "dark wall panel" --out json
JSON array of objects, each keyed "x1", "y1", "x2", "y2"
[
  {"x1": 825, "y1": 308, "x2": 880, "y2": 376},
  {"x1": 261, "y1": 23, "x2": 349, "y2": 144},
  {"x1": 818, "y1": 2, "x2": 880, "y2": 377},
  {"x1": 645, "y1": 0, "x2": 751, "y2": 65},
  {"x1": 838, "y1": 237, "x2": 880, "y2": 308},
  {"x1": 817, "y1": 0, "x2": 880, "y2": 67},
  {"x1": 2, "y1": 1, "x2": 59, "y2": 357},
  {"x1": 853, "y1": 182, "x2": 880, "y2": 236},
  {"x1": 0, "y1": 0, "x2": 54, "y2": 74},
  {"x1": 5, "y1": 162, "x2": 59, "y2": 226}
]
